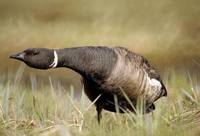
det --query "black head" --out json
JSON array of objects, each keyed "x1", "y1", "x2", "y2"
[{"x1": 10, "y1": 48, "x2": 55, "y2": 69}]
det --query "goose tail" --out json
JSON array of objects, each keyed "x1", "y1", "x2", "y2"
[{"x1": 161, "y1": 82, "x2": 167, "y2": 97}]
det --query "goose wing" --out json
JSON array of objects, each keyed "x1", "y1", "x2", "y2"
[{"x1": 114, "y1": 47, "x2": 167, "y2": 98}]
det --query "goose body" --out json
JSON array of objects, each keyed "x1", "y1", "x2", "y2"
[{"x1": 10, "y1": 46, "x2": 167, "y2": 122}]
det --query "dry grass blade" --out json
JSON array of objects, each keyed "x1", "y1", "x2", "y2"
[{"x1": 85, "y1": 94, "x2": 102, "y2": 111}]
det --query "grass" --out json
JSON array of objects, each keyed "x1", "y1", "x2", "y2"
[
  {"x1": 1, "y1": 0, "x2": 200, "y2": 72},
  {"x1": 0, "y1": 68, "x2": 199, "y2": 136}
]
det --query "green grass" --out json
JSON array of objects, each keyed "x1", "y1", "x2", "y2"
[{"x1": 0, "y1": 69, "x2": 199, "y2": 136}]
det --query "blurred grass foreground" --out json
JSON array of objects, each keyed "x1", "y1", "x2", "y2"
[{"x1": 0, "y1": 0, "x2": 200, "y2": 135}]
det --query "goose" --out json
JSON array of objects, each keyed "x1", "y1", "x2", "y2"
[{"x1": 10, "y1": 46, "x2": 167, "y2": 123}]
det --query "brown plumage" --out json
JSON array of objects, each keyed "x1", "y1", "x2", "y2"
[{"x1": 10, "y1": 46, "x2": 167, "y2": 123}]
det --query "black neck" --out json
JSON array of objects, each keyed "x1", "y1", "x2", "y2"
[{"x1": 56, "y1": 46, "x2": 117, "y2": 80}]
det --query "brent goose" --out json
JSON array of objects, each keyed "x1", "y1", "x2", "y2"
[{"x1": 10, "y1": 46, "x2": 167, "y2": 123}]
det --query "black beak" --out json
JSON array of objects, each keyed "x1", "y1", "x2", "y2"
[{"x1": 9, "y1": 52, "x2": 25, "y2": 61}]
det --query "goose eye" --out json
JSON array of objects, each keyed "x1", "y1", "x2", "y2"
[
  {"x1": 25, "y1": 50, "x2": 39, "y2": 56},
  {"x1": 33, "y1": 51, "x2": 39, "y2": 55}
]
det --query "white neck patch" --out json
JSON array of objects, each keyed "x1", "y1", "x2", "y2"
[{"x1": 49, "y1": 50, "x2": 58, "y2": 68}]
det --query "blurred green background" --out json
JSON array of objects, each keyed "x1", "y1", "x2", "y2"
[{"x1": 1, "y1": 0, "x2": 200, "y2": 90}]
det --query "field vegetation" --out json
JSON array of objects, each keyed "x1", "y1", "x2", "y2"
[{"x1": 0, "y1": 69, "x2": 200, "y2": 136}]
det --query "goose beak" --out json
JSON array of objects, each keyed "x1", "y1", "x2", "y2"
[{"x1": 9, "y1": 52, "x2": 25, "y2": 61}]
